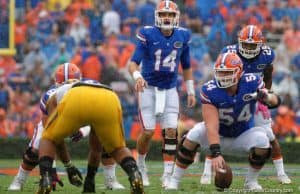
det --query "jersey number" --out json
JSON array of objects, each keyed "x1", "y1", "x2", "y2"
[
  {"x1": 154, "y1": 49, "x2": 177, "y2": 72},
  {"x1": 219, "y1": 104, "x2": 252, "y2": 126}
]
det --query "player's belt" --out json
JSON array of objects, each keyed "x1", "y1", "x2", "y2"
[{"x1": 72, "y1": 82, "x2": 113, "y2": 91}]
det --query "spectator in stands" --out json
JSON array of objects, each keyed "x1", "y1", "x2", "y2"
[
  {"x1": 273, "y1": 105, "x2": 299, "y2": 141},
  {"x1": 0, "y1": 56, "x2": 17, "y2": 77},
  {"x1": 0, "y1": 108, "x2": 15, "y2": 138},
  {"x1": 123, "y1": 1, "x2": 140, "y2": 37},
  {"x1": 49, "y1": 42, "x2": 71, "y2": 72},
  {"x1": 102, "y1": 2, "x2": 121, "y2": 37},
  {"x1": 182, "y1": 0, "x2": 202, "y2": 32},
  {"x1": 275, "y1": 73, "x2": 299, "y2": 107},
  {"x1": 0, "y1": 76, "x2": 14, "y2": 112},
  {"x1": 70, "y1": 17, "x2": 88, "y2": 45},
  {"x1": 23, "y1": 42, "x2": 48, "y2": 73},
  {"x1": 136, "y1": 0, "x2": 155, "y2": 26}
]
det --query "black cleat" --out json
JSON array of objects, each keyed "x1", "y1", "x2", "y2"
[
  {"x1": 36, "y1": 172, "x2": 52, "y2": 194},
  {"x1": 129, "y1": 170, "x2": 144, "y2": 194},
  {"x1": 82, "y1": 177, "x2": 95, "y2": 193}
]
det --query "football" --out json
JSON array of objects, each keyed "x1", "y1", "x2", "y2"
[{"x1": 214, "y1": 163, "x2": 233, "y2": 191}]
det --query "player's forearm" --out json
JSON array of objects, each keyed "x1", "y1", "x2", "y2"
[
  {"x1": 55, "y1": 142, "x2": 71, "y2": 164},
  {"x1": 183, "y1": 68, "x2": 195, "y2": 95},
  {"x1": 202, "y1": 104, "x2": 220, "y2": 144},
  {"x1": 263, "y1": 65, "x2": 273, "y2": 89}
]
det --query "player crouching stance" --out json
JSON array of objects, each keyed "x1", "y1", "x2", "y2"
[
  {"x1": 36, "y1": 80, "x2": 144, "y2": 194},
  {"x1": 166, "y1": 52, "x2": 281, "y2": 191}
]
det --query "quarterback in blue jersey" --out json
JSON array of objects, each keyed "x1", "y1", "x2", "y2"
[
  {"x1": 200, "y1": 25, "x2": 291, "y2": 185},
  {"x1": 128, "y1": 0, "x2": 196, "y2": 187},
  {"x1": 166, "y1": 52, "x2": 281, "y2": 191}
]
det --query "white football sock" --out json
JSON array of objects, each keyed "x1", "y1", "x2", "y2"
[
  {"x1": 137, "y1": 153, "x2": 146, "y2": 167},
  {"x1": 172, "y1": 164, "x2": 186, "y2": 182},
  {"x1": 103, "y1": 164, "x2": 116, "y2": 179},
  {"x1": 163, "y1": 161, "x2": 174, "y2": 176},
  {"x1": 273, "y1": 158, "x2": 285, "y2": 176},
  {"x1": 52, "y1": 160, "x2": 56, "y2": 168},
  {"x1": 246, "y1": 166, "x2": 260, "y2": 182},
  {"x1": 16, "y1": 166, "x2": 30, "y2": 182},
  {"x1": 203, "y1": 157, "x2": 212, "y2": 175}
]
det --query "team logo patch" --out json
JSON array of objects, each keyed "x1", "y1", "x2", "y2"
[
  {"x1": 257, "y1": 64, "x2": 266, "y2": 69},
  {"x1": 174, "y1": 41, "x2": 183, "y2": 48},
  {"x1": 243, "y1": 93, "x2": 256, "y2": 101}
]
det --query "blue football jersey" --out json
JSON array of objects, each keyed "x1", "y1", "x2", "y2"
[
  {"x1": 200, "y1": 73, "x2": 265, "y2": 137},
  {"x1": 222, "y1": 44, "x2": 275, "y2": 76},
  {"x1": 131, "y1": 26, "x2": 191, "y2": 89}
]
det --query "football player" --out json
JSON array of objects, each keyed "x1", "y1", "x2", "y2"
[
  {"x1": 200, "y1": 25, "x2": 291, "y2": 185},
  {"x1": 166, "y1": 52, "x2": 281, "y2": 191},
  {"x1": 36, "y1": 78, "x2": 144, "y2": 194},
  {"x1": 128, "y1": 0, "x2": 196, "y2": 187},
  {"x1": 8, "y1": 63, "x2": 83, "y2": 191}
]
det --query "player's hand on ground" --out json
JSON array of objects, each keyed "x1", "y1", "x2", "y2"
[
  {"x1": 135, "y1": 77, "x2": 148, "y2": 92},
  {"x1": 187, "y1": 94, "x2": 196, "y2": 108},
  {"x1": 66, "y1": 165, "x2": 83, "y2": 187},
  {"x1": 211, "y1": 155, "x2": 225, "y2": 172},
  {"x1": 70, "y1": 131, "x2": 83, "y2": 143}
]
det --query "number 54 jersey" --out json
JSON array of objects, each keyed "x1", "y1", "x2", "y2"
[
  {"x1": 200, "y1": 73, "x2": 265, "y2": 137},
  {"x1": 131, "y1": 26, "x2": 191, "y2": 89}
]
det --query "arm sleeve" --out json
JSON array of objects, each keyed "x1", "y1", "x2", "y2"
[
  {"x1": 180, "y1": 30, "x2": 191, "y2": 69},
  {"x1": 131, "y1": 28, "x2": 148, "y2": 65}
]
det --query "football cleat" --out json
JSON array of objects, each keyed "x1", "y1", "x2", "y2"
[
  {"x1": 128, "y1": 170, "x2": 144, "y2": 194},
  {"x1": 8, "y1": 177, "x2": 24, "y2": 191},
  {"x1": 137, "y1": 164, "x2": 150, "y2": 186},
  {"x1": 36, "y1": 172, "x2": 52, "y2": 194},
  {"x1": 161, "y1": 175, "x2": 170, "y2": 188},
  {"x1": 105, "y1": 176, "x2": 125, "y2": 190},
  {"x1": 277, "y1": 174, "x2": 291, "y2": 184},
  {"x1": 82, "y1": 177, "x2": 95, "y2": 193},
  {"x1": 200, "y1": 173, "x2": 212, "y2": 184},
  {"x1": 244, "y1": 180, "x2": 263, "y2": 191},
  {"x1": 165, "y1": 176, "x2": 179, "y2": 190}
]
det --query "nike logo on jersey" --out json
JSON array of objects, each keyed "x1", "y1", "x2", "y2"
[{"x1": 153, "y1": 42, "x2": 160, "y2": 45}]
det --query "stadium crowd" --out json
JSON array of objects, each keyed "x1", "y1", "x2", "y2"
[{"x1": 0, "y1": 0, "x2": 299, "y2": 141}]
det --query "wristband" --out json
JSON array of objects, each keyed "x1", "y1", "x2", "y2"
[
  {"x1": 132, "y1": 71, "x2": 143, "y2": 81},
  {"x1": 185, "y1": 80, "x2": 195, "y2": 95},
  {"x1": 209, "y1": 144, "x2": 221, "y2": 158}
]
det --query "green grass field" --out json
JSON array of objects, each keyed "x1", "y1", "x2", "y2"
[{"x1": 1, "y1": 160, "x2": 299, "y2": 194}]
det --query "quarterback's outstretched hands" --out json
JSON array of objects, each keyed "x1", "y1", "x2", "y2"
[{"x1": 135, "y1": 77, "x2": 148, "y2": 92}]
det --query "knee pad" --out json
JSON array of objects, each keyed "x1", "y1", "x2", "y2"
[
  {"x1": 248, "y1": 148, "x2": 271, "y2": 169},
  {"x1": 176, "y1": 137, "x2": 199, "y2": 166},
  {"x1": 162, "y1": 129, "x2": 178, "y2": 155},
  {"x1": 23, "y1": 147, "x2": 39, "y2": 167}
]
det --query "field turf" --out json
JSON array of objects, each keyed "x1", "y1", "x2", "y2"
[{"x1": 0, "y1": 160, "x2": 299, "y2": 194}]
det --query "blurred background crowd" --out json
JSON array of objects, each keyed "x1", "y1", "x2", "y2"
[{"x1": 0, "y1": 0, "x2": 299, "y2": 141}]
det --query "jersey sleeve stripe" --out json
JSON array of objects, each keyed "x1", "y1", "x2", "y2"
[
  {"x1": 136, "y1": 33, "x2": 146, "y2": 42},
  {"x1": 200, "y1": 92, "x2": 211, "y2": 104}
]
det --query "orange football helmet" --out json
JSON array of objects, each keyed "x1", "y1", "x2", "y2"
[
  {"x1": 214, "y1": 52, "x2": 244, "y2": 88},
  {"x1": 155, "y1": 0, "x2": 179, "y2": 30},
  {"x1": 55, "y1": 63, "x2": 81, "y2": 84},
  {"x1": 238, "y1": 25, "x2": 265, "y2": 59}
]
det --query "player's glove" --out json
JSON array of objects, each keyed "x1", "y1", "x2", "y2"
[
  {"x1": 66, "y1": 165, "x2": 83, "y2": 187},
  {"x1": 51, "y1": 168, "x2": 64, "y2": 191},
  {"x1": 70, "y1": 131, "x2": 83, "y2": 143},
  {"x1": 256, "y1": 88, "x2": 269, "y2": 104}
]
